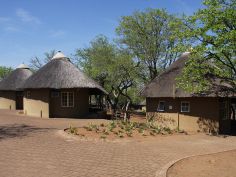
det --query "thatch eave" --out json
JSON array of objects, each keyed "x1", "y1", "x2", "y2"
[
  {"x1": 0, "y1": 68, "x2": 33, "y2": 91},
  {"x1": 23, "y1": 58, "x2": 108, "y2": 95}
]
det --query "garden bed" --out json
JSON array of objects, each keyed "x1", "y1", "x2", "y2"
[{"x1": 65, "y1": 120, "x2": 186, "y2": 141}]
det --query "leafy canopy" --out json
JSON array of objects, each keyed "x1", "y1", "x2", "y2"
[
  {"x1": 76, "y1": 35, "x2": 140, "y2": 109},
  {"x1": 0, "y1": 66, "x2": 13, "y2": 80},
  {"x1": 177, "y1": 0, "x2": 236, "y2": 95},
  {"x1": 117, "y1": 8, "x2": 190, "y2": 81}
]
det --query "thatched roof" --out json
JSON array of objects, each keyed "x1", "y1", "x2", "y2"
[
  {"x1": 142, "y1": 52, "x2": 190, "y2": 98},
  {"x1": 142, "y1": 52, "x2": 236, "y2": 98},
  {"x1": 0, "y1": 64, "x2": 33, "y2": 91},
  {"x1": 23, "y1": 52, "x2": 107, "y2": 94}
]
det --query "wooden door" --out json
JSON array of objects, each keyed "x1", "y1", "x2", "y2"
[{"x1": 16, "y1": 91, "x2": 24, "y2": 110}]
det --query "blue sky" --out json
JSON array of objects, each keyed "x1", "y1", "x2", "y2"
[{"x1": 0, "y1": 0, "x2": 204, "y2": 68}]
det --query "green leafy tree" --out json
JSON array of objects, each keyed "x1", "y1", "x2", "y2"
[
  {"x1": 77, "y1": 36, "x2": 116, "y2": 87},
  {"x1": 76, "y1": 35, "x2": 139, "y2": 116},
  {"x1": 116, "y1": 8, "x2": 190, "y2": 82},
  {"x1": 0, "y1": 66, "x2": 13, "y2": 80},
  {"x1": 177, "y1": 0, "x2": 236, "y2": 95}
]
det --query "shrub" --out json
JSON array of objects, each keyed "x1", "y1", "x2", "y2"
[
  {"x1": 88, "y1": 123, "x2": 99, "y2": 132},
  {"x1": 100, "y1": 135, "x2": 106, "y2": 139},
  {"x1": 68, "y1": 125, "x2": 77, "y2": 135},
  {"x1": 118, "y1": 132, "x2": 124, "y2": 138},
  {"x1": 149, "y1": 131, "x2": 155, "y2": 136},
  {"x1": 83, "y1": 126, "x2": 92, "y2": 131},
  {"x1": 126, "y1": 131, "x2": 133, "y2": 137}
]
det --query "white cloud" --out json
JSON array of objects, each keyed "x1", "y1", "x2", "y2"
[
  {"x1": 49, "y1": 30, "x2": 66, "y2": 38},
  {"x1": 4, "y1": 26, "x2": 19, "y2": 32},
  {"x1": 0, "y1": 17, "x2": 10, "y2": 22},
  {"x1": 16, "y1": 8, "x2": 41, "y2": 24}
]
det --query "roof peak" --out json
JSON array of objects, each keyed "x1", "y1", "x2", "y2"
[
  {"x1": 52, "y1": 51, "x2": 67, "y2": 60},
  {"x1": 181, "y1": 51, "x2": 191, "y2": 56},
  {"x1": 17, "y1": 63, "x2": 29, "y2": 69}
]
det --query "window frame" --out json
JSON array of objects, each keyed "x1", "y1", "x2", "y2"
[
  {"x1": 61, "y1": 92, "x2": 74, "y2": 108},
  {"x1": 51, "y1": 91, "x2": 60, "y2": 98},
  {"x1": 181, "y1": 101, "x2": 190, "y2": 113},
  {"x1": 26, "y1": 91, "x2": 31, "y2": 98},
  {"x1": 157, "y1": 101, "x2": 165, "y2": 112}
]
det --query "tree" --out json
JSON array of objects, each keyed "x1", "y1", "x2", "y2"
[
  {"x1": 116, "y1": 8, "x2": 190, "y2": 82},
  {"x1": 0, "y1": 66, "x2": 13, "y2": 80},
  {"x1": 76, "y1": 36, "x2": 116, "y2": 87},
  {"x1": 29, "y1": 50, "x2": 56, "y2": 70},
  {"x1": 76, "y1": 35, "x2": 138, "y2": 117},
  {"x1": 177, "y1": 0, "x2": 236, "y2": 95}
]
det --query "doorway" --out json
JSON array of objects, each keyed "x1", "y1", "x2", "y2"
[
  {"x1": 16, "y1": 91, "x2": 24, "y2": 110},
  {"x1": 230, "y1": 99, "x2": 236, "y2": 135},
  {"x1": 219, "y1": 98, "x2": 236, "y2": 135}
]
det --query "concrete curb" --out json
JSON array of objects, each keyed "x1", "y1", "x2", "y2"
[{"x1": 155, "y1": 148, "x2": 236, "y2": 177}]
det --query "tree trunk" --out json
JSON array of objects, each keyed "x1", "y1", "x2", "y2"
[{"x1": 123, "y1": 100, "x2": 131, "y2": 122}]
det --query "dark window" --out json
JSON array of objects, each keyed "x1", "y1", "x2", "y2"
[
  {"x1": 26, "y1": 91, "x2": 31, "y2": 98},
  {"x1": 181, "y1": 102, "x2": 190, "y2": 112},
  {"x1": 61, "y1": 92, "x2": 74, "y2": 107},
  {"x1": 157, "y1": 101, "x2": 165, "y2": 112},
  {"x1": 16, "y1": 92, "x2": 24, "y2": 96},
  {"x1": 51, "y1": 91, "x2": 60, "y2": 98}
]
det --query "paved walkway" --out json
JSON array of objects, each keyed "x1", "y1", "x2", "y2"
[{"x1": 1, "y1": 109, "x2": 236, "y2": 177}]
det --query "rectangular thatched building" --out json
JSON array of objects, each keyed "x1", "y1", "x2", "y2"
[{"x1": 142, "y1": 52, "x2": 236, "y2": 134}]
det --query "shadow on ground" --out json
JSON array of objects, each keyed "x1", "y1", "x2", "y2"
[{"x1": 0, "y1": 124, "x2": 54, "y2": 141}]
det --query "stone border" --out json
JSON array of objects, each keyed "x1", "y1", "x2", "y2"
[
  {"x1": 57, "y1": 129, "x2": 132, "y2": 143},
  {"x1": 155, "y1": 148, "x2": 236, "y2": 177}
]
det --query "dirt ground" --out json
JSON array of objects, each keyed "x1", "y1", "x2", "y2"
[{"x1": 167, "y1": 149, "x2": 236, "y2": 177}]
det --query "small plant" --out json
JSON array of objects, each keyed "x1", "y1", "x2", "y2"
[
  {"x1": 100, "y1": 135, "x2": 106, "y2": 139},
  {"x1": 83, "y1": 126, "x2": 92, "y2": 131},
  {"x1": 146, "y1": 113, "x2": 156, "y2": 123},
  {"x1": 118, "y1": 130, "x2": 124, "y2": 134},
  {"x1": 113, "y1": 131, "x2": 118, "y2": 135},
  {"x1": 126, "y1": 131, "x2": 132, "y2": 137},
  {"x1": 163, "y1": 127, "x2": 172, "y2": 134},
  {"x1": 138, "y1": 128, "x2": 144, "y2": 133},
  {"x1": 108, "y1": 121, "x2": 117, "y2": 132},
  {"x1": 118, "y1": 132, "x2": 124, "y2": 138},
  {"x1": 149, "y1": 131, "x2": 155, "y2": 136},
  {"x1": 68, "y1": 125, "x2": 77, "y2": 135},
  {"x1": 103, "y1": 129, "x2": 109, "y2": 135},
  {"x1": 88, "y1": 123, "x2": 100, "y2": 132},
  {"x1": 142, "y1": 132, "x2": 147, "y2": 136}
]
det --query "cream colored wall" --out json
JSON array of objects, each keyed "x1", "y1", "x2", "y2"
[
  {"x1": 146, "y1": 97, "x2": 219, "y2": 133},
  {"x1": 0, "y1": 91, "x2": 16, "y2": 110},
  {"x1": 24, "y1": 89, "x2": 49, "y2": 118}
]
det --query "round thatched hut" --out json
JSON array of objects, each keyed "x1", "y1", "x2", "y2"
[
  {"x1": 23, "y1": 51, "x2": 107, "y2": 118},
  {"x1": 0, "y1": 64, "x2": 33, "y2": 110}
]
